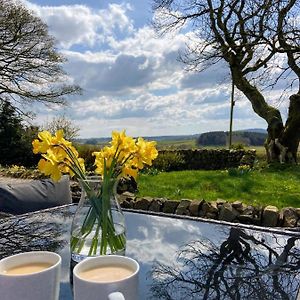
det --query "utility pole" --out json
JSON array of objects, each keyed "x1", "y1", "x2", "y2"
[{"x1": 229, "y1": 80, "x2": 235, "y2": 148}]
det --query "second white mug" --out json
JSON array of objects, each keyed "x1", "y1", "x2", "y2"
[{"x1": 73, "y1": 255, "x2": 139, "y2": 300}]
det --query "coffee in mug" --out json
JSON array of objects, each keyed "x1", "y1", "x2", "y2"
[
  {"x1": 2, "y1": 262, "x2": 53, "y2": 275},
  {"x1": 78, "y1": 264, "x2": 134, "y2": 283},
  {"x1": 73, "y1": 255, "x2": 139, "y2": 300}
]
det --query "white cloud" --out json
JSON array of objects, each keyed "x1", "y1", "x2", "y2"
[
  {"x1": 24, "y1": 0, "x2": 272, "y2": 138},
  {"x1": 23, "y1": 1, "x2": 133, "y2": 49},
  {"x1": 108, "y1": 26, "x2": 186, "y2": 56},
  {"x1": 100, "y1": 3, "x2": 134, "y2": 34},
  {"x1": 63, "y1": 53, "x2": 157, "y2": 95},
  {"x1": 55, "y1": 25, "x2": 190, "y2": 98}
]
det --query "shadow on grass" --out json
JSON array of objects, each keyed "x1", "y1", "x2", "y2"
[
  {"x1": 198, "y1": 172, "x2": 265, "y2": 202},
  {"x1": 261, "y1": 164, "x2": 300, "y2": 180}
]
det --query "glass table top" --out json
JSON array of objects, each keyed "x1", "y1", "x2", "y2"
[{"x1": 0, "y1": 204, "x2": 300, "y2": 300}]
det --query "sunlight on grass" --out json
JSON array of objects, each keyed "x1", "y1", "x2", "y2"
[{"x1": 137, "y1": 166, "x2": 300, "y2": 208}]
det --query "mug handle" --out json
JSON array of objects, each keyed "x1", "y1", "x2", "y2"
[{"x1": 107, "y1": 292, "x2": 125, "y2": 300}]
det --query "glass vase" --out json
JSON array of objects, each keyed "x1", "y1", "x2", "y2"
[{"x1": 70, "y1": 176, "x2": 126, "y2": 263}]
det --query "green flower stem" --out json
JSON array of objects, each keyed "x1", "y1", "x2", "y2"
[
  {"x1": 88, "y1": 220, "x2": 100, "y2": 256},
  {"x1": 100, "y1": 172, "x2": 110, "y2": 255},
  {"x1": 70, "y1": 177, "x2": 126, "y2": 256}
]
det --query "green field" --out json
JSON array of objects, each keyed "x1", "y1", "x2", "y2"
[
  {"x1": 137, "y1": 165, "x2": 300, "y2": 208},
  {"x1": 156, "y1": 139, "x2": 197, "y2": 150}
]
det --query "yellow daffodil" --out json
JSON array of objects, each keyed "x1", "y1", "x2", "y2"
[
  {"x1": 78, "y1": 158, "x2": 86, "y2": 173},
  {"x1": 32, "y1": 130, "x2": 53, "y2": 154},
  {"x1": 122, "y1": 164, "x2": 138, "y2": 179},
  {"x1": 33, "y1": 130, "x2": 86, "y2": 181},
  {"x1": 111, "y1": 130, "x2": 137, "y2": 156},
  {"x1": 38, "y1": 159, "x2": 62, "y2": 182},
  {"x1": 93, "y1": 131, "x2": 158, "y2": 179},
  {"x1": 34, "y1": 129, "x2": 157, "y2": 182},
  {"x1": 137, "y1": 138, "x2": 158, "y2": 166}
]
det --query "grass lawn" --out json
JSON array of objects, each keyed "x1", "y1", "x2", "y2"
[{"x1": 137, "y1": 165, "x2": 300, "y2": 208}]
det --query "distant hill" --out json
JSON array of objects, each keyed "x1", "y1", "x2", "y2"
[
  {"x1": 75, "y1": 137, "x2": 111, "y2": 145},
  {"x1": 76, "y1": 130, "x2": 267, "y2": 147},
  {"x1": 241, "y1": 128, "x2": 267, "y2": 134},
  {"x1": 75, "y1": 134, "x2": 200, "y2": 145},
  {"x1": 143, "y1": 135, "x2": 200, "y2": 142},
  {"x1": 197, "y1": 130, "x2": 267, "y2": 146}
]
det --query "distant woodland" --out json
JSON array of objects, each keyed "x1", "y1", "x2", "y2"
[{"x1": 196, "y1": 131, "x2": 267, "y2": 147}]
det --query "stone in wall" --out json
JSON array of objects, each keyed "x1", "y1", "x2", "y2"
[
  {"x1": 175, "y1": 199, "x2": 191, "y2": 215},
  {"x1": 119, "y1": 191, "x2": 136, "y2": 202},
  {"x1": 240, "y1": 150, "x2": 256, "y2": 166},
  {"x1": 163, "y1": 200, "x2": 179, "y2": 214},
  {"x1": 231, "y1": 201, "x2": 245, "y2": 213},
  {"x1": 117, "y1": 177, "x2": 138, "y2": 194},
  {"x1": 280, "y1": 207, "x2": 298, "y2": 227},
  {"x1": 189, "y1": 200, "x2": 204, "y2": 217},
  {"x1": 216, "y1": 199, "x2": 227, "y2": 206},
  {"x1": 218, "y1": 203, "x2": 239, "y2": 222},
  {"x1": 149, "y1": 198, "x2": 165, "y2": 212},
  {"x1": 243, "y1": 205, "x2": 255, "y2": 216},
  {"x1": 199, "y1": 201, "x2": 218, "y2": 218},
  {"x1": 237, "y1": 214, "x2": 254, "y2": 224},
  {"x1": 262, "y1": 205, "x2": 279, "y2": 227},
  {"x1": 210, "y1": 201, "x2": 219, "y2": 212},
  {"x1": 121, "y1": 200, "x2": 133, "y2": 209},
  {"x1": 134, "y1": 197, "x2": 152, "y2": 210}
]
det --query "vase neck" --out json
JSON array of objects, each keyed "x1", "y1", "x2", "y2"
[{"x1": 78, "y1": 176, "x2": 118, "y2": 194}]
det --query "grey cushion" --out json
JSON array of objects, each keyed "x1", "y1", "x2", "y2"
[{"x1": 0, "y1": 175, "x2": 72, "y2": 215}]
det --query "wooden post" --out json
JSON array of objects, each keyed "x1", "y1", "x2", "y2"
[{"x1": 229, "y1": 80, "x2": 235, "y2": 148}]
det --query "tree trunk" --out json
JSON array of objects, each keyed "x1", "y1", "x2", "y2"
[
  {"x1": 231, "y1": 66, "x2": 299, "y2": 163},
  {"x1": 280, "y1": 94, "x2": 300, "y2": 163}
]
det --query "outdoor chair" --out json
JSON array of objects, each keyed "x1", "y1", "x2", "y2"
[{"x1": 0, "y1": 175, "x2": 72, "y2": 215}]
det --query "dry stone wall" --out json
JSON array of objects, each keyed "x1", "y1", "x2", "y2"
[
  {"x1": 70, "y1": 183, "x2": 300, "y2": 228},
  {"x1": 118, "y1": 192, "x2": 300, "y2": 228},
  {"x1": 155, "y1": 149, "x2": 256, "y2": 170}
]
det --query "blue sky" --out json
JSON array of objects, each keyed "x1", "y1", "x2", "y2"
[{"x1": 23, "y1": 0, "x2": 273, "y2": 138}]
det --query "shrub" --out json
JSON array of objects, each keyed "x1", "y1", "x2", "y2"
[
  {"x1": 0, "y1": 165, "x2": 45, "y2": 179},
  {"x1": 75, "y1": 143, "x2": 99, "y2": 171},
  {"x1": 230, "y1": 143, "x2": 245, "y2": 150},
  {"x1": 0, "y1": 101, "x2": 40, "y2": 167},
  {"x1": 227, "y1": 164, "x2": 251, "y2": 176},
  {"x1": 238, "y1": 164, "x2": 252, "y2": 174},
  {"x1": 152, "y1": 151, "x2": 185, "y2": 171}
]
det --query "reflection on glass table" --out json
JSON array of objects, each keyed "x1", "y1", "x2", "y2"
[{"x1": 0, "y1": 204, "x2": 300, "y2": 300}]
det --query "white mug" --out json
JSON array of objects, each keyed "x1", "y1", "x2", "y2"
[
  {"x1": 0, "y1": 251, "x2": 61, "y2": 300},
  {"x1": 73, "y1": 255, "x2": 139, "y2": 300}
]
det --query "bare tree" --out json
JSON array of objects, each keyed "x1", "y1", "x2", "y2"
[
  {"x1": 42, "y1": 114, "x2": 80, "y2": 141},
  {"x1": 152, "y1": 0, "x2": 300, "y2": 163},
  {"x1": 0, "y1": 0, "x2": 81, "y2": 114}
]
